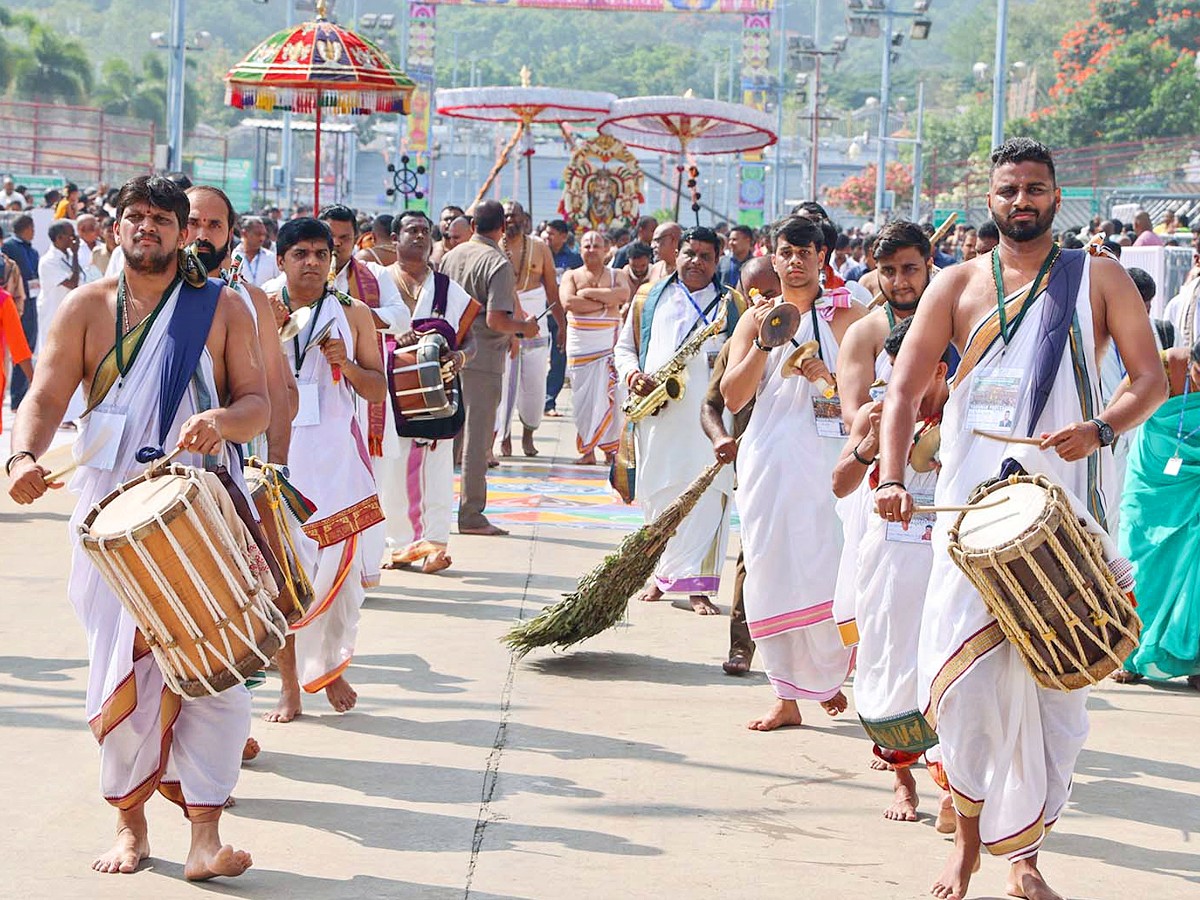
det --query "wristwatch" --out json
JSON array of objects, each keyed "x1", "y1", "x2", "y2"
[{"x1": 1090, "y1": 418, "x2": 1115, "y2": 448}]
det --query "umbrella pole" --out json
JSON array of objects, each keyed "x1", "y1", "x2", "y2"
[
  {"x1": 673, "y1": 161, "x2": 684, "y2": 222},
  {"x1": 313, "y1": 95, "x2": 322, "y2": 214},
  {"x1": 525, "y1": 128, "x2": 534, "y2": 222}
]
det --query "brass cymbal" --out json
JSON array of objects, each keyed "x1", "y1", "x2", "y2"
[
  {"x1": 279, "y1": 304, "x2": 313, "y2": 341},
  {"x1": 780, "y1": 339, "x2": 820, "y2": 379},
  {"x1": 757, "y1": 301, "x2": 801, "y2": 349},
  {"x1": 910, "y1": 422, "x2": 941, "y2": 472}
]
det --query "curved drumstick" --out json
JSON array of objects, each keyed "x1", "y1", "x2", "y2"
[
  {"x1": 971, "y1": 429, "x2": 1045, "y2": 446},
  {"x1": 877, "y1": 497, "x2": 1009, "y2": 517}
]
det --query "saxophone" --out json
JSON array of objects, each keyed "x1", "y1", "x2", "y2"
[{"x1": 623, "y1": 301, "x2": 729, "y2": 423}]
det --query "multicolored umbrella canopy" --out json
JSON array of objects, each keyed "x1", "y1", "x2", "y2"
[{"x1": 224, "y1": 0, "x2": 414, "y2": 210}]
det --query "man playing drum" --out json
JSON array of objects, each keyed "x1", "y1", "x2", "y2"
[
  {"x1": 378, "y1": 209, "x2": 480, "y2": 573},
  {"x1": 876, "y1": 138, "x2": 1166, "y2": 900},
  {"x1": 6, "y1": 175, "x2": 269, "y2": 880}
]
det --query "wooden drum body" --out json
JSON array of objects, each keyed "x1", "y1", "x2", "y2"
[
  {"x1": 948, "y1": 474, "x2": 1140, "y2": 691},
  {"x1": 245, "y1": 462, "x2": 313, "y2": 625},
  {"x1": 390, "y1": 331, "x2": 457, "y2": 419},
  {"x1": 80, "y1": 465, "x2": 287, "y2": 698}
]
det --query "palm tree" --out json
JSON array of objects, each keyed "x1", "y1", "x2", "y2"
[
  {"x1": 92, "y1": 53, "x2": 199, "y2": 135},
  {"x1": 11, "y1": 18, "x2": 92, "y2": 104},
  {"x1": 94, "y1": 56, "x2": 168, "y2": 126}
]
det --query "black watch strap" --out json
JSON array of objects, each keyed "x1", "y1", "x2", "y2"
[{"x1": 1090, "y1": 417, "x2": 1115, "y2": 447}]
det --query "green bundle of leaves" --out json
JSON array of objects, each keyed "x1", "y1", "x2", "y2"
[{"x1": 503, "y1": 459, "x2": 725, "y2": 657}]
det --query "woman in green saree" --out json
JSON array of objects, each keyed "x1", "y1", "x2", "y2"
[{"x1": 1115, "y1": 340, "x2": 1200, "y2": 689}]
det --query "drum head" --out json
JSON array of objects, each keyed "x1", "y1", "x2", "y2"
[
  {"x1": 956, "y1": 480, "x2": 1051, "y2": 552},
  {"x1": 89, "y1": 473, "x2": 194, "y2": 538}
]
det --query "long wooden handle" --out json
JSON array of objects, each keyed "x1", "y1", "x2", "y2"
[{"x1": 972, "y1": 429, "x2": 1045, "y2": 446}]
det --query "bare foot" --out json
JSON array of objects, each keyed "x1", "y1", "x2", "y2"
[
  {"x1": 689, "y1": 595, "x2": 720, "y2": 615},
  {"x1": 936, "y1": 791, "x2": 957, "y2": 835},
  {"x1": 574, "y1": 453, "x2": 597, "y2": 466},
  {"x1": 1110, "y1": 668, "x2": 1143, "y2": 684},
  {"x1": 499, "y1": 438, "x2": 512, "y2": 457},
  {"x1": 184, "y1": 842, "x2": 253, "y2": 882},
  {"x1": 487, "y1": 453, "x2": 499, "y2": 468},
  {"x1": 459, "y1": 523, "x2": 509, "y2": 536},
  {"x1": 885, "y1": 767, "x2": 920, "y2": 822},
  {"x1": 92, "y1": 809, "x2": 149, "y2": 875},
  {"x1": 747, "y1": 698, "x2": 803, "y2": 731},
  {"x1": 820, "y1": 690, "x2": 848, "y2": 716},
  {"x1": 263, "y1": 685, "x2": 302, "y2": 723},
  {"x1": 522, "y1": 434, "x2": 538, "y2": 457},
  {"x1": 241, "y1": 737, "x2": 260, "y2": 762},
  {"x1": 722, "y1": 654, "x2": 751, "y2": 676},
  {"x1": 869, "y1": 757, "x2": 894, "y2": 772},
  {"x1": 421, "y1": 553, "x2": 452, "y2": 574},
  {"x1": 1007, "y1": 858, "x2": 1064, "y2": 899},
  {"x1": 380, "y1": 556, "x2": 413, "y2": 570},
  {"x1": 636, "y1": 584, "x2": 665, "y2": 603},
  {"x1": 931, "y1": 842, "x2": 979, "y2": 899},
  {"x1": 325, "y1": 675, "x2": 357, "y2": 713}
]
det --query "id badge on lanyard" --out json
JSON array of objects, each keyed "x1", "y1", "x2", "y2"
[{"x1": 965, "y1": 367, "x2": 1023, "y2": 432}]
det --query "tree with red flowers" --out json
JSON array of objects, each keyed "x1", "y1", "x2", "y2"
[
  {"x1": 1028, "y1": 0, "x2": 1200, "y2": 145},
  {"x1": 823, "y1": 163, "x2": 914, "y2": 218}
]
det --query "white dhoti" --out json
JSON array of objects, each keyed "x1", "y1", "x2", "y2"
[
  {"x1": 283, "y1": 294, "x2": 384, "y2": 693},
  {"x1": 832, "y1": 353, "x2": 893, "y2": 647},
  {"x1": 740, "y1": 307, "x2": 854, "y2": 701},
  {"x1": 853, "y1": 466, "x2": 938, "y2": 760},
  {"x1": 567, "y1": 312, "x2": 621, "y2": 456},
  {"x1": 376, "y1": 437, "x2": 454, "y2": 561},
  {"x1": 373, "y1": 269, "x2": 477, "y2": 564},
  {"x1": 613, "y1": 280, "x2": 735, "y2": 599},
  {"x1": 68, "y1": 283, "x2": 251, "y2": 814},
  {"x1": 497, "y1": 286, "x2": 550, "y2": 438},
  {"x1": 920, "y1": 255, "x2": 1111, "y2": 861}
]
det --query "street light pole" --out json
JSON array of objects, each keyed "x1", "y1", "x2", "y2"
[
  {"x1": 873, "y1": 4, "x2": 893, "y2": 224},
  {"x1": 165, "y1": 0, "x2": 187, "y2": 171},
  {"x1": 773, "y1": 0, "x2": 788, "y2": 219},
  {"x1": 912, "y1": 80, "x2": 924, "y2": 220},
  {"x1": 991, "y1": 0, "x2": 1009, "y2": 149},
  {"x1": 809, "y1": 53, "x2": 821, "y2": 199}
]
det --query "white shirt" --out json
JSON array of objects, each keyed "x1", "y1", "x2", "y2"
[
  {"x1": 36, "y1": 246, "x2": 88, "y2": 355},
  {"x1": 0, "y1": 189, "x2": 25, "y2": 209},
  {"x1": 238, "y1": 247, "x2": 280, "y2": 288}
]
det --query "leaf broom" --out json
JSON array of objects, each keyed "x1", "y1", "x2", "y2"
[{"x1": 503, "y1": 458, "x2": 727, "y2": 657}]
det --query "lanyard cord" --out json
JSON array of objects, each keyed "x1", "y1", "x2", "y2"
[
  {"x1": 1175, "y1": 373, "x2": 1200, "y2": 445},
  {"x1": 809, "y1": 305, "x2": 825, "y2": 364},
  {"x1": 992, "y1": 243, "x2": 1059, "y2": 345},
  {"x1": 283, "y1": 287, "x2": 326, "y2": 377}
]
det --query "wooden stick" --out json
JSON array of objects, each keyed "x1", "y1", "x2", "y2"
[
  {"x1": 911, "y1": 498, "x2": 1009, "y2": 514},
  {"x1": 972, "y1": 429, "x2": 1045, "y2": 446},
  {"x1": 47, "y1": 444, "x2": 187, "y2": 484}
]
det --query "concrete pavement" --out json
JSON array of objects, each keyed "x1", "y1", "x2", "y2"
[{"x1": 1, "y1": 404, "x2": 1197, "y2": 899}]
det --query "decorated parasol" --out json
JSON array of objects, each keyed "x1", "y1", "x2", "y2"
[
  {"x1": 435, "y1": 70, "x2": 615, "y2": 218},
  {"x1": 224, "y1": 0, "x2": 415, "y2": 212},
  {"x1": 598, "y1": 94, "x2": 776, "y2": 221}
]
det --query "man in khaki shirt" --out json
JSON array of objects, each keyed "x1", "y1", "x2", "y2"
[{"x1": 440, "y1": 199, "x2": 537, "y2": 534}]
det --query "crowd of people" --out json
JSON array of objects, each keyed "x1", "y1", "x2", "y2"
[{"x1": 2, "y1": 135, "x2": 1198, "y2": 899}]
